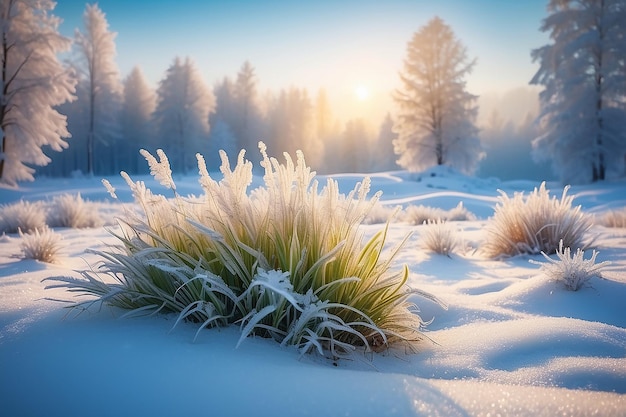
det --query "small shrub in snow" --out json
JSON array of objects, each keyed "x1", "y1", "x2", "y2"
[
  {"x1": 482, "y1": 182, "x2": 592, "y2": 257},
  {"x1": 47, "y1": 144, "x2": 442, "y2": 358},
  {"x1": 46, "y1": 193, "x2": 104, "y2": 228},
  {"x1": 363, "y1": 201, "x2": 400, "y2": 224},
  {"x1": 445, "y1": 202, "x2": 476, "y2": 221},
  {"x1": 20, "y1": 226, "x2": 63, "y2": 263},
  {"x1": 596, "y1": 208, "x2": 626, "y2": 228},
  {"x1": 402, "y1": 202, "x2": 475, "y2": 225},
  {"x1": 0, "y1": 201, "x2": 46, "y2": 234},
  {"x1": 421, "y1": 220, "x2": 460, "y2": 256},
  {"x1": 530, "y1": 240, "x2": 611, "y2": 291},
  {"x1": 403, "y1": 204, "x2": 445, "y2": 225}
]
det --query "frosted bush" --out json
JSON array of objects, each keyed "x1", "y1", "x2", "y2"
[
  {"x1": 20, "y1": 226, "x2": 63, "y2": 263},
  {"x1": 0, "y1": 201, "x2": 47, "y2": 233},
  {"x1": 402, "y1": 204, "x2": 446, "y2": 225},
  {"x1": 47, "y1": 143, "x2": 443, "y2": 358},
  {"x1": 596, "y1": 208, "x2": 626, "y2": 228},
  {"x1": 363, "y1": 201, "x2": 400, "y2": 224},
  {"x1": 482, "y1": 182, "x2": 593, "y2": 257},
  {"x1": 46, "y1": 193, "x2": 104, "y2": 228},
  {"x1": 402, "y1": 202, "x2": 475, "y2": 225},
  {"x1": 530, "y1": 240, "x2": 611, "y2": 291},
  {"x1": 445, "y1": 202, "x2": 476, "y2": 221},
  {"x1": 420, "y1": 220, "x2": 460, "y2": 256}
]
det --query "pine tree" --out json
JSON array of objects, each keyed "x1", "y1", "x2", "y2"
[
  {"x1": 152, "y1": 56, "x2": 214, "y2": 174},
  {"x1": 73, "y1": 3, "x2": 122, "y2": 176},
  {"x1": 531, "y1": 0, "x2": 626, "y2": 183},
  {"x1": 0, "y1": 0, "x2": 75, "y2": 185},
  {"x1": 393, "y1": 16, "x2": 482, "y2": 175},
  {"x1": 121, "y1": 66, "x2": 156, "y2": 173}
]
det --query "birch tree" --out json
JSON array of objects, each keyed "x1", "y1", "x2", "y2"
[
  {"x1": 531, "y1": 0, "x2": 626, "y2": 183},
  {"x1": 393, "y1": 16, "x2": 482, "y2": 175},
  {"x1": 0, "y1": 0, "x2": 75, "y2": 185}
]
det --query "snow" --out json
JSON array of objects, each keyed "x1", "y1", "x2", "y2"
[{"x1": 1, "y1": 170, "x2": 625, "y2": 417}]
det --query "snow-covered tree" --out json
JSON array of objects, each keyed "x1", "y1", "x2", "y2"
[
  {"x1": 393, "y1": 16, "x2": 482, "y2": 175},
  {"x1": 531, "y1": 0, "x2": 626, "y2": 183},
  {"x1": 121, "y1": 66, "x2": 155, "y2": 173},
  {"x1": 0, "y1": 0, "x2": 75, "y2": 185},
  {"x1": 372, "y1": 114, "x2": 399, "y2": 172},
  {"x1": 73, "y1": 3, "x2": 122, "y2": 176},
  {"x1": 342, "y1": 118, "x2": 373, "y2": 173},
  {"x1": 266, "y1": 87, "x2": 322, "y2": 166},
  {"x1": 153, "y1": 56, "x2": 214, "y2": 174},
  {"x1": 232, "y1": 61, "x2": 263, "y2": 154}
]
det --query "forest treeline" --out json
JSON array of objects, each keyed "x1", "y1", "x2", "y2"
[{"x1": 1, "y1": 1, "x2": 624, "y2": 185}]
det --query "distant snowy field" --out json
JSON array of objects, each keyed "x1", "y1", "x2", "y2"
[{"x1": 1, "y1": 168, "x2": 625, "y2": 417}]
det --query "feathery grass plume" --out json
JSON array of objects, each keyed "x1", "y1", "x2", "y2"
[
  {"x1": 482, "y1": 182, "x2": 593, "y2": 258},
  {"x1": 421, "y1": 220, "x2": 460, "y2": 256},
  {"x1": 596, "y1": 208, "x2": 626, "y2": 228},
  {"x1": 140, "y1": 148, "x2": 177, "y2": 195},
  {"x1": 0, "y1": 200, "x2": 46, "y2": 234},
  {"x1": 530, "y1": 240, "x2": 611, "y2": 291},
  {"x1": 20, "y1": 226, "x2": 63, "y2": 263},
  {"x1": 47, "y1": 143, "x2": 443, "y2": 358},
  {"x1": 46, "y1": 193, "x2": 104, "y2": 228}
]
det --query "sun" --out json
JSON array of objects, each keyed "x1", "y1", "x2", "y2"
[{"x1": 354, "y1": 84, "x2": 370, "y2": 101}]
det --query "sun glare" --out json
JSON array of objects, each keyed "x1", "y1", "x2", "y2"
[{"x1": 355, "y1": 84, "x2": 370, "y2": 101}]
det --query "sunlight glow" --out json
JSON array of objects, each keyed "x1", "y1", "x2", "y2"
[{"x1": 354, "y1": 84, "x2": 370, "y2": 101}]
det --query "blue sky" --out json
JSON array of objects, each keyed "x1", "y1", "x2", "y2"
[{"x1": 54, "y1": 0, "x2": 549, "y2": 121}]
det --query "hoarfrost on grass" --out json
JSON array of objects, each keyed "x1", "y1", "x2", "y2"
[
  {"x1": 0, "y1": 200, "x2": 46, "y2": 233},
  {"x1": 483, "y1": 182, "x2": 592, "y2": 257},
  {"x1": 19, "y1": 226, "x2": 63, "y2": 263},
  {"x1": 47, "y1": 143, "x2": 443, "y2": 358},
  {"x1": 530, "y1": 240, "x2": 611, "y2": 291}
]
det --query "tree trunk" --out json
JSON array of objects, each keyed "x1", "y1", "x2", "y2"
[
  {"x1": 593, "y1": 0, "x2": 606, "y2": 182},
  {"x1": 0, "y1": 134, "x2": 5, "y2": 180}
]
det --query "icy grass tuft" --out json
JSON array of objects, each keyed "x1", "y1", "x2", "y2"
[
  {"x1": 0, "y1": 195, "x2": 105, "y2": 233},
  {"x1": 596, "y1": 208, "x2": 626, "y2": 228},
  {"x1": 482, "y1": 182, "x2": 592, "y2": 257},
  {"x1": 0, "y1": 200, "x2": 47, "y2": 233},
  {"x1": 47, "y1": 143, "x2": 443, "y2": 358},
  {"x1": 46, "y1": 193, "x2": 104, "y2": 228},
  {"x1": 20, "y1": 226, "x2": 63, "y2": 263},
  {"x1": 420, "y1": 220, "x2": 460, "y2": 256},
  {"x1": 402, "y1": 202, "x2": 475, "y2": 225},
  {"x1": 530, "y1": 240, "x2": 611, "y2": 291}
]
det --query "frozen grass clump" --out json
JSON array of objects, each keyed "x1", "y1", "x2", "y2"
[
  {"x1": 20, "y1": 226, "x2": 63, "y2": 263},
  {"x1": 0, "y1": 201, "x2": 47, "y2": 233},
  {"x1": 482, "y1": 182, "x2": 593, "y2": 258},
  {"x1": 596, "y1": 208, "x2": 626, "y2": 228},
  {"x1": 402, "y1": 202, "x2": 475, "y2": 225},
  {"x1": 445, "y1": 202, "x2": 476, "y2": 221},
  {"x1": 363, "y1": 201, "x2": 400, "y2": 224},
  {"x1": 46, "y1": 193, "x2": 104, "y2": 228},
  {"x1": 47, "y1": 143, "x2": 442, "y2": 358},
  {"x1": 402, "y1": 204, "x2": 446, "y2": 225},
  {"x1": 530, "y1": 240, "x2": 611, "y2": 291},
  {"x1": 420, "y1": 220, "x2": 460, "y2": 256}
]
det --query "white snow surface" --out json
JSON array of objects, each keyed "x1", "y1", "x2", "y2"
[{"x1": 1, "y1": 168, "x2": 625, "y2": 417}]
